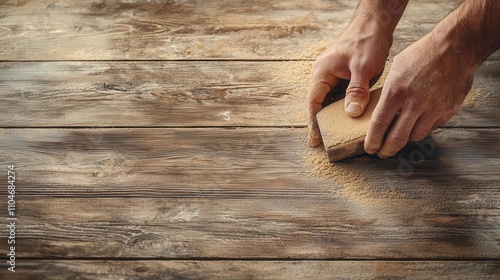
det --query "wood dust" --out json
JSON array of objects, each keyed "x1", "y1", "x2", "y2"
[
  {"x1": 275, "y1": 40, "x2": 483, "y2": 208},
  {"x1": 269, "y1": 40, "x2": 408, "y2": 205},
  {"x1": 270, "y1": 37, "x2": 337, "y2": 84},
  {"x1": 462, "y1": 88, "x2": 482, "y2": 107},
  {"x1": 268, "y1": 38, "x2": 337, "y2": 124},
  {"x1": 295, "y1": 132, "x2": 410, "y2": 209}
]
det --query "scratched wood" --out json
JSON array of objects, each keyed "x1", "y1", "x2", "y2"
[
  {"x1": 0, "y1": 60, "x2": 498, "y2": 127},
  {"x1": 0, "y1": 0, "x2": 499, "y2": 278},
  {"x1": 1, "y1": 261, "x2": 499, "y2": 280},
  {"x1": 6, "y1": 195, "x2": 500, "y2": 259},
  {"x1": 4, "y1": 0, "x2": 495, "y2": 61},
  {"x1": 1, "y1": 128, "x2": 499, "y2": 197},
  {"x1": 0, "y1": 128, "x2": 499, "y2": 259}
]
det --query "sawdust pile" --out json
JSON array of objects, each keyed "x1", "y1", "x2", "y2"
[
  {"x1": 296, "y1": 132, "x2": 408, "y2": 206},
  {"x1": 462, "y1": 88, "x2": 482, "y2": 107},
  {"x1": 273, "y1": 37, "x2": 483, "y2": 207},
  {"x1": 270, "y1": 39, "x2": 405, "y2": 204},
  {"x1": 268, "y1": 38, "x2": 336, "y2": 124}
]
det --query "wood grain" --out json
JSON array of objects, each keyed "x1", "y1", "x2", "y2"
[
  {"x1": 0, "y1": 60, "x2": 498, "y2": 127},
  {"x1": 0, "y1": 61, "x2": 308, "y2": 127},
  {"x1": 1, "y1": 128, "x2": 499, "y2": 197},
  {"x1": 3, "y1": 0, "x2": 495, "y2": 61},
  {"x1": 0, "y1": 128, "x2": 498, "y2": 259},
  {"x1": 0, "y1": 0, "x2": 499, "y2": 278},
  {"x1": 1, "y1": 261, "x2": 499, "y2": 280},
  {"x1": 5, "y1": 195, "x2": 500, "y2": 259}
]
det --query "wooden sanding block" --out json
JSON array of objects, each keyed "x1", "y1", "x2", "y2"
[{"x1": 316, "y1": 88, "x2": 382, "y2": 162}]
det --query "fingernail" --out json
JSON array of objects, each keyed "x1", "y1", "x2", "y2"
[
  {"x1": 366, "y1": 148, "x2": 377, "y2": 155},
  {"x1": 346, "y1": 102, "x2": 362, "y2": 115}
]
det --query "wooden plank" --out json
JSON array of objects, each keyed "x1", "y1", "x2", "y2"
[
  {"x1": 0, "y1": 61, "x2": 308, "y2": 127},
  {"x1": 4, "y1": 0, "x2": 496, "y2": 61},
  {"x1": 2, "y1": 127, "x2": 499, "y2": 197},
  {"x1": 1, "y1": 128, "x2": 499, "y2": 258},
  {"x1": 5, "y1": 196, "x2": 500, "y2": 259},
  {"x1": 3, "y1": 127, "x2": 499, "y2": 196},
  {"x1": 0, "y1": 60, "x2": 498, "y2": 127},
  {"x1": 1, "y1": 261, "x2": 499, "y2": 280}
]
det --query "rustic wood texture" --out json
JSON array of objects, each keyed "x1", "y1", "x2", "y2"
[
  {"x1": 1, "y1": 261, "x2": 500, "y2": 280},
  {"x1": 8, "y1": 195, "x2": 500, "y2": 259},
  {"x1": 3, "y1": 0, "x2": 488, "y2": 61},
  {"x1": 0, "y1": 59, "x2": 498, "y2": 128},
  {"x1": 0, "y1": 0, "x2": 499, "y2": 278},
  {"x1": 0, "y1": 128, "x2": 499, "y2": 259},
  {"x1": 1, "y1": 128, "x2": 499, "y2": 197}
]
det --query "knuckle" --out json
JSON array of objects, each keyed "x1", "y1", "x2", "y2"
[
  {"x1": 346, "y1": 83, "x2": 368, "y2": 99},
  {"x1": 386, "y1": 86, "x2": 408, "y2": 103},
  {"x1": 386, "y1": 134, "x2": 409, "y2": 149},
  {"x1": 407, "y1": 98, "x2": 427, "y2": 112},
  {"x1": 410, "y1": 132, "x2": 428, "y2": 142},
  {"x1": 370, "y1": 117, "x2": 391, "y2": 132}
]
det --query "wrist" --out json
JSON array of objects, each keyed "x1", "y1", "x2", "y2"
[
  {"x1": 430, "y1": 27, "x2": 480, "y2": 74},
  {"x1": 349, "y1": 0, "x2": 409, "y2": 54},
  {"x1": 347, "y1": 15, "x2": 394, "y2": 56},
  {"x1": 430, "y1": 0, "x2": 500, "y2": 70},
  {"x1": 419, "y1": 29, "x2": 479, "y2": 89}
]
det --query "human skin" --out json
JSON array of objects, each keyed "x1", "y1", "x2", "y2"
[{"x1": 307, "y1": 0, "x2": 500, "y2": 159}]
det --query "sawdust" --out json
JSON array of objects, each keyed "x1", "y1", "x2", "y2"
[
  {"x1": 270, "y1": 37, "x2": 336, "y2": 83},
  {"x1": 462, "y1": 87, "x2": 482, "y2": 107},
  {"x1": 273, "y1": 39, "x2": 487, "y2": 211},
  {"x1": 273, "y1": 60, "x2": 312, "y2": 124},
  {"x1": 270, "y1": 39, "x2": 410, "y2": 205},
  {"x1": 273, "y1": 38, "x2": 489, "y2": 242},
  {"x1": 370, "y1": 60, "x2": 392, "y2": 90},
  {"x1": 296, "y1": 37, "x2": 337, "y2": 60},
  {"x1": 267, "y1": 38, "x2": 337, "y2": 125},
  {"x1": 296, "y1": 132, "x2": 409, "y2": 208}
]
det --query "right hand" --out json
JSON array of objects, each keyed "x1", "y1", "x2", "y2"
[{"x1": 307, "y1": 21, "x2": 391, "y2": 147}]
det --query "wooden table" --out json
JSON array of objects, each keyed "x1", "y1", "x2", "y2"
[{"x1": 0, "y1": 0, "x2": 499, "y2": 279}]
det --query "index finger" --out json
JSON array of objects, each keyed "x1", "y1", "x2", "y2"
[
  {"x1": 364, "y1": 86, "x2": 401, "y2": 154},
  {"x1": 307, "y1": 70, "x2": 339, "y2": 147}
]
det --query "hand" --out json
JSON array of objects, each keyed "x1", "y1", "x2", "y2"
[
  {"x1": 307, "y1": 20, "x2": 391, "y2": 147},
  {"x1": 364, "y1": 31, "x2": 478, "y2": 158}
]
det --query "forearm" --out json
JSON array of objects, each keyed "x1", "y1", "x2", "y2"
[
  {"x1": 433, "y1": 0, "x2": 500, "y2": 69},
  {"x1": 352, "y1": 0, "x2": 409, "y2": 44}
]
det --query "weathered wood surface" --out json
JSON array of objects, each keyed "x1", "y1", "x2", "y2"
[
  {"x1": 0, "y1": 128, "x2": 499, "y2": 259},
  {"x1": 7, "y1": 195, "x2": 500, "y2": 259},
  {"x1": 5, "y1": 0, "x2": 498, "y2": 61},
  {"x1": 0, "y1": 0, "x2": 499, "y2": 278},
  {"x1": 0, "y1": 60, "x2": 498, "y2": 128},
  {"x1": 1, "y1": 261, "x2": 500, "y2": 280},
  {"x1": 2, "y1": 128, "x2": 499, "y2": 197}
]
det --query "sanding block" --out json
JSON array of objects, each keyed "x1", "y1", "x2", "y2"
[{"x1": 316, "y1": 88, "x2": 382, "y2": 162}]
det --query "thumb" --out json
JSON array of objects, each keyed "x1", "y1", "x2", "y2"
[{"x1": 344, "y1": 69, "x2": 371, "y2": 117}]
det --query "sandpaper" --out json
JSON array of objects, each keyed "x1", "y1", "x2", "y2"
[{"x1": 316, "y1": 88, "x2": 382, "y2": 162}]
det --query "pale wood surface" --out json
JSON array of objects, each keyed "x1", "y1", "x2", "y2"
[{"x1": 0, "y1": 0, "x2": 499, "y2": 279}]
